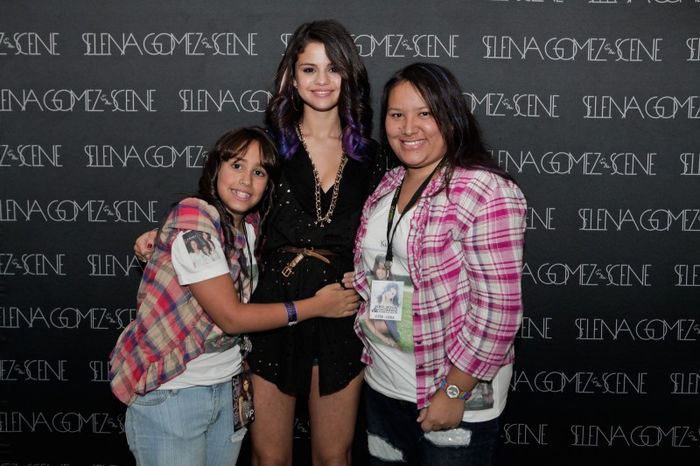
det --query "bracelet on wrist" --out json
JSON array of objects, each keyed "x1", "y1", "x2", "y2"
[
  {"x1": 284, "y1": 301, "x2": 298, "y2": 326},
  {"x1": 440, "y1": 379, "x2": 471, "y2": 400}
]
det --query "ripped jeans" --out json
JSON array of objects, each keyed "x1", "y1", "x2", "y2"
[{"x1": 364, "y1": 384, "x2": 499, "y2": 466}]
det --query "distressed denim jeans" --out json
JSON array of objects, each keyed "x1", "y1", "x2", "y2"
[{"x1": 364, "y1": 384, "x2": 499, "y2": 466}]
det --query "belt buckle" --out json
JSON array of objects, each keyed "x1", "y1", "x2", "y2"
[{"x1": 281, "y1": 251, "x2": 304, "y2": 278}]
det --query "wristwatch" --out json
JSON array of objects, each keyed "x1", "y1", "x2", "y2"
[{"x1": 440, "y1": 379, "x2": 471, "y2": 400}]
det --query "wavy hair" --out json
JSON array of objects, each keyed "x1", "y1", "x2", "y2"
[
  {"x1": 265, "y1": 19, "x2": 372, "y2": 161},
  {"x1": 380, "y1": 63, "x2": 515, "y2": 189},
  {"x1": 379, "y1": 282, "x2": 400, "y2": 307},
  {"x1": 196, "y1": 127, "x2": 280, "y2": 257}
]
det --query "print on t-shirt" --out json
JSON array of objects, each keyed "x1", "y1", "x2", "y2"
[
  {"x1": 183, "y1": 230, "x2": 221, "y2": 269},
  {"x1": 362, "y1": 255, "x2": 495, "y2": 411},
  {"x1": 466, "y1": 382, "x2": 495, "y2": 410},
  {"x1": 173, "y1": 229, "x2": 238, "y2": 354}
]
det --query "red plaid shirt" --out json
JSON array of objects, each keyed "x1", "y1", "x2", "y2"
[
  {"x1": 353, "y1": 167, "x2": 527, "y2": 409},
  {"x1": 109, "y1": 198, "x2": 258, "y2": 405}
]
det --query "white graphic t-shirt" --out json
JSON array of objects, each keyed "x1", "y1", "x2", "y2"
[
  {"x1": 159, "y1": 225, "x2": 257, "y2": 389},
  {"x1": 359, "y1": 192, "x2": 417, "y2": 402},
  {"x1": 360, "y1": 191, "x2": 509, "y2": 421}
]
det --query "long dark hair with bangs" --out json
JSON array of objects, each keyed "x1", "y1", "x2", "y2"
[
  {"x1": 380, "y1": 63, "x2": 515, "y2": 190},
  {"x1": 197, "y1": 126, "x2": 279, "y2": 257},
  {"x1": 265, "y1": 19, "x2": 372, "y2": 161}
]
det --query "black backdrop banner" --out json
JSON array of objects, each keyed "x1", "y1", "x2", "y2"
[{"x1": 1, "y1": 1, "x2": 699, "y2": 465}]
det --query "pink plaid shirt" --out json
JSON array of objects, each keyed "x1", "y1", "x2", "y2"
[{"x1": 353, "y1": 166, "x2": 527, "y2": 409}]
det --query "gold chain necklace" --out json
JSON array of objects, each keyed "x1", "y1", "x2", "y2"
[{"x1": 296, "y1": 123, "x2": 347, "y2": 227}]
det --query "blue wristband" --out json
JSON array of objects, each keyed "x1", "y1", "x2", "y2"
[{"x1": 284, "y1": 302, "x2": 298, "y2": 326}]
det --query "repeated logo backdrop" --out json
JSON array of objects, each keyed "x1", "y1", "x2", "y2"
[{"x1": 1, "y1": 1, "x2": 698, "y2": 465}]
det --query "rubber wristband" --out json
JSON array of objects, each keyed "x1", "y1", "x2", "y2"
[{"x1": 284, "y1": 302, "x2": 298, "y2": 326}]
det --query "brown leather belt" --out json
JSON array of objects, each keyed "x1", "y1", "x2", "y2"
[{"x1": 278, "y1": 246, "x2": 335, "y2": 278}]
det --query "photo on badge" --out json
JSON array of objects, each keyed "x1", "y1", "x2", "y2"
[
  {"x1": 232, "y1": 371, "x2": 255, "y2": 430},
  {"x1": 369, "y1": 280, "x2": 404, "y2": 321}
]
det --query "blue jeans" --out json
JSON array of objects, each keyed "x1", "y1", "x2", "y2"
[
  {"x1": 364, "y1": 384, "x2": 499, "y2": 466},
  {"x1": 125, "y1": 381, "x2": 246, "y2": 466}
]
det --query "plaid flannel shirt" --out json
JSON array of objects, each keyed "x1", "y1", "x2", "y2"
[
  {"x1": 109, "y1": 197, "x2": 258, "y2": 405},
  {"x1": 353, "y1": 166, "x2": 527, "y2": 409}
]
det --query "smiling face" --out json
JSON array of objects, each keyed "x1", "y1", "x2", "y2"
[
  {"x1": 293, "y1": 41, "x2": 342, "y2": 113},
  {"x1": 375, "y1": 262, "x2": 388, "y2": 280},
  {"x1": 384, "y1": 287, "x2": 397, "y2": 300},
  {"x1": 385, "y1": 81, "x2": 447, "y2": 179},
  {"x1": 216, "y1": 140, "x2": 269, "y2": 228}
]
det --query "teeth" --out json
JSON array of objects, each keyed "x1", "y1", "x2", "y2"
[
  {"x1": 233, "y1": 190, "x2": 250, "y2": 199},
  {"x1": 403, "y1": 140, "x2": 422, "y2": 147}
]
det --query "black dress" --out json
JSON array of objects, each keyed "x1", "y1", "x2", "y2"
[{"x1": 248, "y1": 142, "x2": 385, "y2": 396}]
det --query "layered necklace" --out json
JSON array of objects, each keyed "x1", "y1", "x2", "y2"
[{"x1": 295, "y1": 123, "x2": 347, "y2": 227}]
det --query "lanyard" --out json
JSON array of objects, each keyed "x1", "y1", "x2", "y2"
[
  {"x1": 385, "y1": 159, "x2": 445, "y2": 268},
  {"x1": 236, "y1": 224, "x2": 254, "y2": 303}
]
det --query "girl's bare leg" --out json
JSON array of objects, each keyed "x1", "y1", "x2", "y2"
[
  {"x1": 308, "y1": 368, "x2": 364, "y2": 466},
  {"x1": 250, "y1": 374, "x2": 297, "y2": 466}
]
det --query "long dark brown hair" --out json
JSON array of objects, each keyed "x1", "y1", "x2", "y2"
[
  {"x1": 380, "y1": 63, "x2": 515, "y2": 191},
  {"x1": 265, "y1": 19, "x2": 372, "y2": 161},
  {"x1": 196, "y1": 126, "x2": 280, "y2": 256}
]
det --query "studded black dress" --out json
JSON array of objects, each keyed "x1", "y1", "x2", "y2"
[{"x1": 248, "y1": 142, "x2": 385, "y2": 396}]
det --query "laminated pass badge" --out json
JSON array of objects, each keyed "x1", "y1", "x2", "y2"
[
  {"x1": 369, "y1": 280, "x2": 404, "y2": 321},
  {"x1": 232, "y1": 371, "x2": 254, "y2": 430}
]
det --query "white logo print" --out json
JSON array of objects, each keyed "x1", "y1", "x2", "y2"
[
  {"x1": 82, "y1": 32, "x2": 257, "y2": 56},
  {"x1": 85, "y1": 145, "x2": 207, "y2": 168},
  {"x1": 352, "y1": 34, "x2": 459, "y2": 58},
  {"x1": 0, "y1": 254, "x2": 65, "y2": 276},
  {"x1": 483, "y1": 36, "x2": 661, "y2": 62},
  {"x1": 179, "y1": 89, "x2": 271, "y2": 112},
  {"x1": 518, "y1": 317, "x2": 552, "y2": 340},
  {"x1": 503, "y1": 424, "x2": 550, "y2": 446},
  {"x1": 0, "y1": 360, "x2": 67, "y2": 381},
  {"x1": 495, "y1": 150, "x2": 656, "y2": 176},
  {"x1": 583, "y1": 95, "x2": 700, "y2": 119},
  {"x1": 465, "y1": 93, "x2": 559, "y2": 118},
  {"x1": 0, "y1": 411, "x2": 124, "y2": 434},
  {"x1": 578, "y1": 208, "x2": 700, "y2": 232},
  {"x1": 0, "y1": 145, "x2": 63, "y2": 168},
  {"x1": 511, "y1": 370, "x2": 647, "y2": 395},
  {"x1": 0, "y1": 200, "x2": 158, "y2": 223},
  {"x1": 0, "y1": 306, "x2": 136, "y2": 329},
  {"x1": 680, "y1": 153, "x2": 700, "y2": 175},
  {"x1": 522, "y1": 262, "x2": 652, "y2": 286},
  {"x1": 575, "y1": 318, "x2": 699, "y2": 341},
  {"x1": 670, "y1": 372, "x2": 700, "y2": 395},
  {"x1": 571, "y1": 425, "x2": 698, "y2": 448},
  {"x1": 0, "y1": 89, "x2": 156, "y2": 112},
  {"x1": 0, "y1": 32, "x2": 60, "y2": 55}
]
